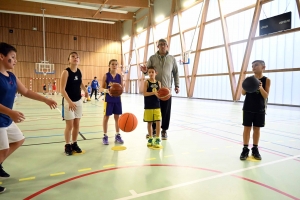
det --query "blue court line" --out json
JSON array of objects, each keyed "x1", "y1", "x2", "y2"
[
  {"x1": 191, "y1": 122, "x2": 300, "y2": 151},
  {"x1": 172, "y1": 109, "x2": 300, "y2": 136},
  {"x1": 25, "y1": 130, "x2": 115, "y2": 139},
  {"x1": 175, "y1": 124, "x2": 300, "y2": 157},
  {"x1": 173, "y1": 119, "x2": 300, "y2": 140}
]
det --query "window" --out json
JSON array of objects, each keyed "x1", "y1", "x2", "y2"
[
  {"x1": 136, "y1": 31, "x2": 147, "y2": 48},
  {"x1": 147, "y1": 44, "x2": 155, "y2": 60},
  {"x1": 197, "y1": 47, "x2": 228, "y2": 74},
  {"x1": 122, "y1": 38, "x2": 131, "y2": 53},
  {"x1": 226, "y1": 8, "x2": 254, "y2": 43},
  {"x1": 221, "y1": 0, "x2": 256, "y2": 15},
  {"x1": 181, "y1": 3, "x2": 203, "y2": 31},
  {"x1": 138, "y1": 47, "x2": 145, "y2": 63},
  {"x1": 155, "y1": 19, "x2": 170, "y2": 40},
  {"x1": 172, "y1": 15, "x2": 179, "y2": 34},
  {"x1": 202, "y1": 21, "x2": 224, "y2": 49},
  {"x1": 169, "y1": 35, "x2": 182, "y2": 56},
  {"x1": 184, "y1": 28, "x2": 199, "y2": 51}
]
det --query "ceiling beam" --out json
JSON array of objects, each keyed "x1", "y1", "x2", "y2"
[
  {"x1": 0, "y1": 0, "x2": 134, "y2": 20},
  {"x1": 72, "y1": 0, "x2": 149, "y2": 8}
]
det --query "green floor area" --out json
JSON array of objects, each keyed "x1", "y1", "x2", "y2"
[{"x1": 1, "y1": 94, "x2": 300, "y2": 199}]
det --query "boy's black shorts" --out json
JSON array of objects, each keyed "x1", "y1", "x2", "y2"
[{"x1": 243, "y1": 111, "x2": 265, "y2": 127}]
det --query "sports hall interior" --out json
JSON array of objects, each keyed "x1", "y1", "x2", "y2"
[{"x1": 0, "y1": 0, "x2": 300, "y2": 199}]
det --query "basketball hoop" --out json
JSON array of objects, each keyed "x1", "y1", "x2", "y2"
[
  {"x1": 42, "y1": 69, "x2": 47, "y2": 76},
  {"x1": 182, "y1": 50, "x2": 191, "y2": 64}
]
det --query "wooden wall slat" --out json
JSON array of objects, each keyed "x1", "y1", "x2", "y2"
[{"x1": 1, "y1": 13, "x2": 122, "y2": 94}]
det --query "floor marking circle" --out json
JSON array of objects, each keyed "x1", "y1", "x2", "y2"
[
  {"x1": 111, "y1": 146, "x2": 127, "y2": 151},
  {"x1": 148, "y1": 145, "x2": 163, "y2": 150}
]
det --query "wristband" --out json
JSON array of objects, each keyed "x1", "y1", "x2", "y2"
[{"x1": 104, "y1": 89, "x2": 109, "y2": 93}]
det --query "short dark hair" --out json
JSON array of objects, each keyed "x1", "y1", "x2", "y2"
[
  {"x1": 68, "y1": 52, "x2": 78, "y2": 61},
  {"x1": 147, "y1": 66, "x2": 156, "y2": 72},
  {"x1": 94, "y1": 77, "x2": 97, "y2": 79},
  {"x1": 158, "y1": 39, "x2": 168, "y2": 44},
  {"x1": 252, "y1": 60, "x2": 265, "y2": 66},
  {"x1": 0, "y1": 42, "x2": 17, "y2": 56}
]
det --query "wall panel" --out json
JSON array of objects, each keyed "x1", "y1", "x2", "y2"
[{"x1": 1, "y1": 13, "x2": 122, "y2": 94}]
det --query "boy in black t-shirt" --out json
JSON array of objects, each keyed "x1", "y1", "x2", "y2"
[
  {"x1": 143, "y1": 67, "x2": 162, "y2": 148},
  {"x1": 240, "y1": 60, "x2": 271, "y2": 161}
]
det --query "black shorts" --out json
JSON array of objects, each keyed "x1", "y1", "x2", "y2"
[{"x1": 243, "y1": 111, "x2": 265, "y2": 127}]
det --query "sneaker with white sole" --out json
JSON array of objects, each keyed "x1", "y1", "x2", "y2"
[
  {"x1": 115, "y1": 134, "x2": 124, "y2": 144},
  {"x1": 103, "y1": 135, "x2": 109, "y2": 145}
]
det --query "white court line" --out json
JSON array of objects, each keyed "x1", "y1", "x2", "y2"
[
  {"x1": 129, "y1": 190, "x2": 137, "y2": 196},
  {"x1": 115, "y1": 154, "x2": 300, "y2": 200},
  {"x1": 56, "y1": 108, "x2": 62, "y2": 114}
]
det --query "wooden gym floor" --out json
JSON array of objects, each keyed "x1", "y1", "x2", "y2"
[{"x1": 1, "y1": 93, "x2": 300, "y2": 200}]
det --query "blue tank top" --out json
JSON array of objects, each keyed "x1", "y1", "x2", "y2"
[
  {"x1": 0, "y1": 72, "x2": 17, "y2": 127},
  {"x1": 105, "y1": 72, "x2": 121, "y2": 103}
]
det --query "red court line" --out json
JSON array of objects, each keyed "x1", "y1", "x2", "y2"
[
  {"x1": 232, "y1": 175, "x2": 300, "y2": 200},
  {"x1": 23, "y1": 164, "x2": 299, "y2": 200}
]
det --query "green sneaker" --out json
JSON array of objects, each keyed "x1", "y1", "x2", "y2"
[
  {"x1": 154, "y1": 138, "x2": 161, "y2": 148},
  {"x1": 147, "y1": 138, "x2": 153, "y2": 147}
]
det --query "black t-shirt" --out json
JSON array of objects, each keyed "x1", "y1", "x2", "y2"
[
  {"x1": 243, "y1": 76, "x2": 267, "y2": 113},
  {"x1": 65, "y1": 68, "x2": 82, "y2": 102},
  {"x1": 144, "y1": 80, "x2": 160, "y2": 109}
]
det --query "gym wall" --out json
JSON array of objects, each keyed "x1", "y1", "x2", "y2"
[{"x1": 0, "y1": 13, "x2": 122, "y2": 93}]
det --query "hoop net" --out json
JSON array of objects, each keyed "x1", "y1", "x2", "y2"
[{"x1": 35, "y1": 63, "x2": 55, "y2": 75}]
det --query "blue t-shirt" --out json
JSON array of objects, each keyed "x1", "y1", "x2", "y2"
[
  {"x1": 91, "y1": 80, "x2": 99, "y2": 89},
  {"x1": 0, "y1": 71, "x2": 17, "y2": 127},
  {"x1": 87, "y1": 86, "x2": 91, "y2": 93}
]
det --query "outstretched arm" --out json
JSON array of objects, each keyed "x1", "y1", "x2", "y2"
[{"x1": 17, "y1": 77, "x2": 57, "y2": 109}]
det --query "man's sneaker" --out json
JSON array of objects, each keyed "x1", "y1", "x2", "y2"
[
  {"x1": 154, "y1": 138, "x2": 161, "y2": 148},
  {"x1": 115, "y1": 134, "x2": 124, "y2": 144},
  {"x1": 103, "y1": 135, "x2": 109, "y2": 145},
  {"x1": 71, "y1": 142, "x2": 82, "y2": 153},
  {"x1": 0, "y1": 186, "x2": 6, "y2": 194},
  {"x1": 161, "y1": 130, "x2": 168, "y2": 140},
  {"x1": 0, "y1": 164, "x2": 10, "y2": 178},
  {"x1": 251, "y1": 147, "x2": 262, "y2": 160},
  {"x1": 240, "y1": 147, "x2": 250, "y2": 160},
  {"x1": 147, "y1": 138, "x2": 153, "y2": 147},
  {"x1": 146, "y1": 129, "x2": 157, "y2": 139},
  {"x1": 65, "y1": 144, "x2": 73, "y2": 156}
]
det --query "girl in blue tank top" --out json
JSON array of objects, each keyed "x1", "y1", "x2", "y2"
[{"x1": 100, "y1": 59, "x2": 124, "y2": 145}]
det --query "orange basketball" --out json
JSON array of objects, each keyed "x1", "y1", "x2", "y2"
[
  {"x1": 118, "y1": 113, "x2": 138, "y2": 132},
  {"x1": 109, "y1": 83, "x2": 123, "y2": 97},
  {"x1": 157, "y1": 87, "x2": 171, "y2": 101}
]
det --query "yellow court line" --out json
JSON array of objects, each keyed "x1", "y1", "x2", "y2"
[
  {"x1": 50, "y1": 172, "x2": 65, "y2": 176},
  {"x1": 103, "y1": 164, "x2": 115, "y2": 168},
  {"x1": 0, "y1": 182, "x2": 2, "y2": 185},
  {"x1": 78, "y1": 168, "x2": 92, "y2": 172},
  {"x1": 181, "y1": 152, "x2": 189, "y2": 154},
  {"x1": 146, "y1": 158, "x2": 156, "y2": 161},
  {"x1": 19, "y1": 177, "x2": 35, "y2": 181},
  {"x1": 164, "y1": 155, "x2": 174, "y2": 157}
]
